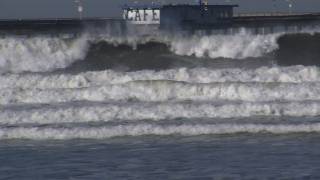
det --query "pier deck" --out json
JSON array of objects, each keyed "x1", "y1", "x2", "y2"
[
  {"x1": 231, "y1": 13, "x2": 320, "y2": 33},
  {"x1": 0, "y1": 18, "x2": 125, "y2": 35},
  {"x1": 0, "y1": 12, "x2": 319, "y2": 35}
]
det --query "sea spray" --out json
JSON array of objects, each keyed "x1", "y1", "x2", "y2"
[{"x1": 0, "y1": 35, "x2": 90, "y2": 73}]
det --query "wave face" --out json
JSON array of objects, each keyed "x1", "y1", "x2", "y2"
[
  {"x1": 0, "y1": 28, "x2": 319, "y2": 73},
  {"x1": 2, "y1": 32, "x2": 278, "y2": 73},
  {"x1": 1, "y1": 28, "x2": 320, "y2": 140}
]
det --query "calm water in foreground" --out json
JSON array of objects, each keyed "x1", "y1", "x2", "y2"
[{"x1": 1, "y1": 134, "x2": 320, "y2": 179}]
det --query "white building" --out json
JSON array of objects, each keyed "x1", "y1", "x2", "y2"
[{"x1": 123, "y1": 5, "x2": 161, "y2": 25}]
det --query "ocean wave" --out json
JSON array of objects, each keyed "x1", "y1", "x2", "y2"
[
  {"x1": 2, "y1": 101, "x2": 320, "y2": 125},
  {"x1": 2, "y1": 81, "x2": 320, "y2": 105},
  {"x1": 1, "y1": 65, "x2": 320, "y2": 124},
  {"x1": 0, "y1": 66, "x2": 319, "y2": 90},
  {"x1": 0, "y1": 35, "x2": 89, "y2": 73},
  {"x1": 1, "y1": 123, "x2": 320, "y2": 140},
  {"x1": 169, "y1": 33, "x2": 279, "y2": 59},
  {"x1": 0, "y1": 29, "x2": 319, "y2": 73}
]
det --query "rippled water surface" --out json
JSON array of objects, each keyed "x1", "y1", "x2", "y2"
[{"x1": 2, "y1": 134, "x2": 320, "y2": 179}]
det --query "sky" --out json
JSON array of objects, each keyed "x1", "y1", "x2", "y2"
[{"x1": 0, "y1": 0, "x2": 320, "y2": 19}]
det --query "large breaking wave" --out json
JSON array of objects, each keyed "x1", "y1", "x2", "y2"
[
  {"x1": 1, "y1": 28, "x2": 320, "y2": 140},
  {"x1": 0, "y1": 35, "x2": 89, "y2": 73},
  {"x1": 0, "y1": 28, "x2": 319, "y2": 73}
]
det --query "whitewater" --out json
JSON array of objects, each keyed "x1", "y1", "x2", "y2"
[
  {"x1": 0, "y1": 29, "x2": 283, "y2": 73},
  {"x1": 1, "y1": 28, "x2": 320, "y2": 140}
]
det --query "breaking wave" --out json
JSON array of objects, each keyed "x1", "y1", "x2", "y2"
[
  {"x1": 169, "y1": 32, "x2": 279, "y2": 59},
  {"x1": 0, "y1": 35, "x2": 89, "y2": 73},
  {"x1": 0, "y1": 66, "x2": 319, "y2": 89},
  {"x1": 2, "y1": 28, "x2": 320, "y2": 140},
  {"x1": 1, "y1": 65, "x2": 320, "y2": 139},
  {"x1": 3, "y1": 80, "x2": 320, "y2": 105},
  {"x1": 2, "y1": 101, "x2": 320, "y2": 125},
  {"x1": 0, "y1": 28, "x2": 319, "y2": 73}
]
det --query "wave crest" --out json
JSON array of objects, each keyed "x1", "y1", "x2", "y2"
[
  {"x1": 0, "y1": 35, "x2": 89, "y2": 73},
  {"x1": 170, "y1": 33, "x2": 280, "y2": 59},
  {"x1": 1, "y1": 29, "x2": 319, "y2": 73}
]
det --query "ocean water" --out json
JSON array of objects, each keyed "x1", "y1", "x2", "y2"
[
  {"x1": 1, "y1": 27, "x2": 320, "y2": 179},
  {"x1": 2, "y1": 135, "x2": 320, "y2": 179}
]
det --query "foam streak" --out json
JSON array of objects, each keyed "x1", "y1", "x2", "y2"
[
  {"x1": 2, "y1": 101, "x2": 320, "y2": 125},
  {"x1": 1, "y1": 123, "x2": 320, "y2": 140}
]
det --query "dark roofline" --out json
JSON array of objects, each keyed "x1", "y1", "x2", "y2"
[
  {"x1": 122, "y1": 4, "x2": 161, "y2": 10},
  {"x1": 163, "y1": 4, "x2": 239, "y2": 8},
  {"x1": 122, "y1": 4, "x2": 239, "y2": 10}
]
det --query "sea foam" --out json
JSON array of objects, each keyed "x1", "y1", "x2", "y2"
[
  {"x1": 2, "y1": 101, "x2": 320, "y2": 125},
  {"x1": 0, "y1": 66, "x2": 319, "y2": 90},
  {"x1": 1, "y1": 123, "x2": 320, "y2": 140}
]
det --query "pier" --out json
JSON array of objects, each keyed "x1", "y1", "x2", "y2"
[
  {"x1": 0, "y1": 18, "x2": 126, "y2": 36},
  {"x1": 0, "y1": 3, "x2": 320, "y2": 36},
  {"x1": 232, "y1": 12, "x2": 320, "y2": 34}
]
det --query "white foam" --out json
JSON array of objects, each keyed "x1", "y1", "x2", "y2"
[
  {"x1": 99, "y1": 27, "x2": 320, "y2": 59},
  {"x1": 2, "y1": 80, "x2": 320, "y2": 105},
  {"x1": 1, "y1": 123, "x2": 320, "y2": 140},
  {"x1": 0, "y1": 66, "x2": 319, "y2": 90},
  {"x1": 94, "y1": 30, "x2": 281, "y2": 59},
  {"x1": 169, "y1": 33, "x2": 280, "y2": 59},
  {"x1": 2, "y1": 101, "x2": 320, "y2": 125},
  {"x1": 0, "y1": 35, "x2": 90, "y2": 73}
]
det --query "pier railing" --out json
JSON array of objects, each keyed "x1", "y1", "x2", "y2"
[{"x1": 234, "y1": 12, "x2": 314, "y2": 17}]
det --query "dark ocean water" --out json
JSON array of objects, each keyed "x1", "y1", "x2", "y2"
[
  {"x1": 2, "y1": 134, "x2": 320, "y2": 179},
  {"x1": 1, "y1": 29, "x2": 320, "y2": 179}
]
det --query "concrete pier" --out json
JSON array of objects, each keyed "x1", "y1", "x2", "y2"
[{"x1": 0, "y1": 11, "x2": 319, "y2": 36}]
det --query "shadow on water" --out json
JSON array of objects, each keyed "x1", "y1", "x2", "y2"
[
  {"x1": 64, "y1": 41, "x2": 274, "y2": 73},
  {"x1": 61, "y1": 33, "x2": 320, "y2": 74},
  {"x1": 276, "y1": 33, "x2": 320, "y2": 66}
]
